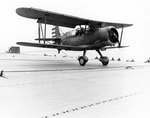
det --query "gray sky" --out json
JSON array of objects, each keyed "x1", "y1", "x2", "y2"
[{"x1": 0, "y1": 0, "x2": 150, "y2": 61}]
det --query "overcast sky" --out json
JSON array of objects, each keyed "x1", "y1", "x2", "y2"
[{"x1": 0, "y1": 0, "x2": 150, "y2": 61}]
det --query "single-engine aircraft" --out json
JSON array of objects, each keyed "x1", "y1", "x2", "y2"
[{"x1": 16, "y1": 7, "x2": 133, "y2": 66}]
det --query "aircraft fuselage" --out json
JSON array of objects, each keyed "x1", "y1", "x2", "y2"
[
  {"x1": 61, "y1": 26, "x2": 119, "y2": 49},
  {"x1": 61, "y1": 30, "x2": 93, "y2": 46}
]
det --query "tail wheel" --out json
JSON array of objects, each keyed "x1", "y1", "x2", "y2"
[
  {"x1": 99, "y1": 56, "x2": 109, "y2": 66},
  {"x1": 78, "y1": 56, "x2": 88, "y2": 66}
]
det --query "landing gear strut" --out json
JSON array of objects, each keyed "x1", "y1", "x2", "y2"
[
  {"x1": 96, "y1": 49, "x2": 109, "y2": 66},
  {"x1": 78, "y1": 49, "x2": 109, "y2": 66},
  {"x1": 78, "y1": 50, "x2": 88, "y2": 66}
]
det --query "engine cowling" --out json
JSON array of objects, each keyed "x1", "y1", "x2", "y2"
[
  {"x1": 94, "y1": 26, "x2": 119, "y2": 47},
  {"x1": 108, "y1": 27, "x2": 119, "y2": 43}
]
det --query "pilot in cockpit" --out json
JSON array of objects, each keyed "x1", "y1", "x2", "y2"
[{"x1": 75, "y1": 27, "x2": 85, "y2": 36}]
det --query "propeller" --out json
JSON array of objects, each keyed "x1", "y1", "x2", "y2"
[{"x1": 109, "y1": 28, "x2": 119, "y2": 44}]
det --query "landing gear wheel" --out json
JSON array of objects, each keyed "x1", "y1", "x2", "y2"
[
  {"x1": 78, "y1": 56, "x2": 88, "y2": 66},
  {"x1": 102, "y1": 61, "x2": 109, "y2": 66},
  {"x1": 99, "y1": 56, "x2": 109, "y2": 66}
]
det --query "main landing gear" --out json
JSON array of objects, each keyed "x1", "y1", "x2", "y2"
[
  {"x1": 78, "y1": 49, "x2": 109, "y2": 66},
  {"x1": 78, "y1": 50, "x2": 88, "y2": 66},
  {"x1": 96, "y1": 49, "x2": 109, "y2": 66}
]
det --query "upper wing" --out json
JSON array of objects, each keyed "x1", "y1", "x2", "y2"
[
  {"x1": 16, "y1": 7, "x2": 133, "y2": 29},
  {"x1": 16, "y1": 42, "x2": 92, "y2": 51}
]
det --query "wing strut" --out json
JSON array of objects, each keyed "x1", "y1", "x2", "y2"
[
  {"x1": 44, "y1": 15, "x2": 47, "y2": 44},
  {"x1": 38, "y1": 23, "x2": 45, "y2": 43},
  {"x1": 37, "y1": 15, "x2": 47, "y2": 44},
  {"x1": 38, "y1": 23, "x2": 41, "y2": 43},
  {"x1": 119, "y1": 26, "x2": 124, "y2": 47}
]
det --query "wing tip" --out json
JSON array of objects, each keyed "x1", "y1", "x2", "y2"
[
  {"x1": 16, "y1": 7, "x2": 38, "y2": 19},
  {"x1": 125, "y1": 24, "x2": 133, "y2": 27}
]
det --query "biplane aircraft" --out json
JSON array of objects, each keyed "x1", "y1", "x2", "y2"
[{"x1": 16, "y1": 7, "x2": 132, "y2": 66}]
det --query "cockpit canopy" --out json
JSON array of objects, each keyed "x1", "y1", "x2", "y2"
[{"x1": 63, "y1": 25, "x2": 90, "y2": 38}]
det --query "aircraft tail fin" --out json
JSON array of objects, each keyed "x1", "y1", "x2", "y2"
[{"x1": 52, "y1": 26, "x2": 61, "y2": 38}]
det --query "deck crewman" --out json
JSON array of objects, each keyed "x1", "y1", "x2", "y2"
[{"x1": 0, "y1": 70, "x2": 8, "y2": 79}]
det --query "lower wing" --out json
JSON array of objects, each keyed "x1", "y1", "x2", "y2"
[
  {"x1": 101, "y1": 45, "x2": 129, "y2": 51},
  {"x1": 16, "y1": 42, "x2": 92, "y2": 51},
  {"x1": 17, "y1": 42, "x2": 128, "y2": 51}
]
